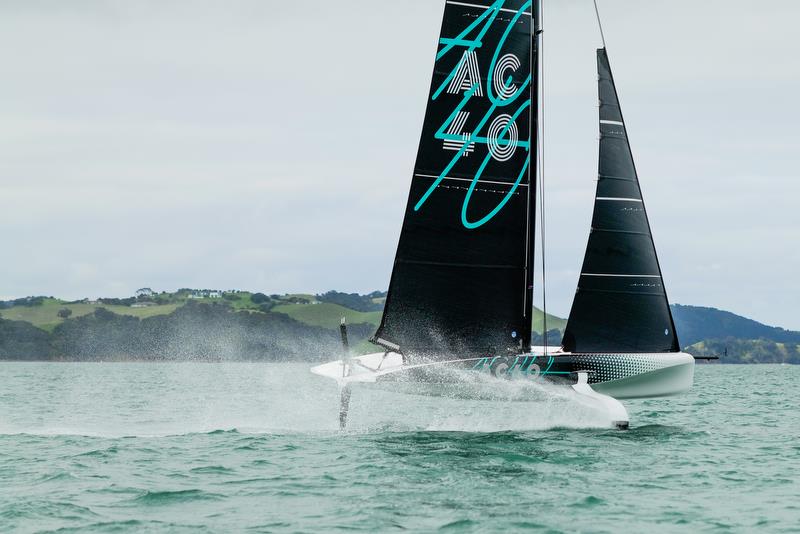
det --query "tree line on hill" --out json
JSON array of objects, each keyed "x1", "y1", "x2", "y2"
[
  {"x1": 316, "y1": 290, "x2": 386, "y2": 312},
  {"x1": 0, "y1": 296, "x2": 50, "y2": 309}
]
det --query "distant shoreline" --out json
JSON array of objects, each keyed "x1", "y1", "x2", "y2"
[{"x1": 2, "y1": 290, "x2": 798, "y2": 364}]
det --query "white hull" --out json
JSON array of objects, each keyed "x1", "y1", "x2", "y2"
[
  {"x1": 590, "y1": 353, "x2": 694, "y2": 399},
  {"x1": 311, "y1": 350, "x2": 694, "y2": 398}
]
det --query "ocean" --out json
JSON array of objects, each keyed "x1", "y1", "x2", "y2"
[{"x1": 0, "y1": 363, "x2": 797, "y2": 532}]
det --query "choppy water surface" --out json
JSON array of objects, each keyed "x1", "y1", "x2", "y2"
[{"x1": 0, "y1": 363, "x2": 797, "y2": 532}]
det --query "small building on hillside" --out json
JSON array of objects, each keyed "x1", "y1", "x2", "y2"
[{"x1": 189, "y1": 290, "x2": 222, "y2": 299}]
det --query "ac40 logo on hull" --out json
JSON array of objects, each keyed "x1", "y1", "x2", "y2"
[
  {"x1": 415, "y1": 0, "x2": 533, "y2": 230},
  {"x1": 472, "y1": 354, "x2": 548, "y2": 378}
]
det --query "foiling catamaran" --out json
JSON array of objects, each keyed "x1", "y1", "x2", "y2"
[{"x1": 312, "y1": 0, "x2": 694, "y2": 429}]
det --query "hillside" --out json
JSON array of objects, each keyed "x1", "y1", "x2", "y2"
[
  {"x1": 271, "y1": 302, "x2": 381, "y2": 330},
  {"x1": 1, "y1": 291, "x2": 797, "y2": 363},
  {"x1": 0, "y1": 298, "x2": 180, "y2": 332},
  {"x1": 670, "y1": 304, "x2": 800, "y2": 347},
  {"x1": 669, "y1": 304, "x2": 800, "y2": 364}
]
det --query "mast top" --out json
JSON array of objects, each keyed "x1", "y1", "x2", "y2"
[{"x1": 593, "y1": 0, "x2": 607, "y2": 49}]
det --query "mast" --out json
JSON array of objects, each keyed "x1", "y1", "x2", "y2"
[{"x1": 522, "y1": 0, "x2": 541, "y2": 351}]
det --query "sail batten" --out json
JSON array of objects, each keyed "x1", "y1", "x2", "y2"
[
  {"x1": 562, "y1": 48, "x2": 679, "y2": 354},
  {"x1": 374, "y1": 0, "x2": 537, "y2": 358}
]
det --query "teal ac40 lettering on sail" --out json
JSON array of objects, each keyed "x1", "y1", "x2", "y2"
[{"x1": 413, "y1": 0, "x2": 532, "y2": 230}]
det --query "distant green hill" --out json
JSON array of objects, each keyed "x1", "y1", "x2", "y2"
[
  {"x1": 0, "y1": 298, "x2": 180, "y2": 332},
  {"x1": 532, "y1": 308, "x2": 567, "y2": 334},
  {"x1": 1, "y1": 291, "x2": 797, "y2": 363},
  {"x1": 670, "y1": 304, "x2": 800, "y2": 364},
  {"x1": 670, "y1": 304, "x2": 800, "y2": 347}
]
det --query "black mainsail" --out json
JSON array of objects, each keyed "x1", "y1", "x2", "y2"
[
  {"x1": 374, "y1": 0, "x2": 537, "y2": 358},
  {"x1": 562, "y1": 48, "x2": 679, "y2": 353}
]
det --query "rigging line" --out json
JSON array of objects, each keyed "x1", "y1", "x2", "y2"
[
  {"x1": 537, "y1": 0, "x2": 548, "y2": 356},
  {"x1": 593, "y1": 0, "x2": 607, "y2": 49}
]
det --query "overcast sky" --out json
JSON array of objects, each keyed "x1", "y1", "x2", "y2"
[{"x1": 1, "y1": 0, "x2": 798, "y2": 330}]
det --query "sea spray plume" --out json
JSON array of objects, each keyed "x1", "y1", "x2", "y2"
[
  {"x1": 0, "y1": 318, "x2": 55, "y2": 360},
  {"x1": 328, "y1": 330, "x2": 615, "y2": 431},
  {"x1": 339, "y1": 366, "x2": 616, "y2": 432},
  {"x1": 48, "y1": 302, "x2": 355, "y2": 361}
]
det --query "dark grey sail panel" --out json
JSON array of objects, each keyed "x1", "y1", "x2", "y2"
[
  {"x1": 562, "y1": 48, "x2": 679, "y2": 354},
  {"x1": 374, "y1": 0, "x2": 536, "y2": 357}
]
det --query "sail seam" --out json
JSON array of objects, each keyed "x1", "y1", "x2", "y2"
[
  {"x1": 598, "y1": 175, "x2": 636, "y2": 182},
  {"x1": 397, "y1": 259, "x2": 521, "y2": 269},
  {"x1": 414, "y1": 173, "x2": 528, "y2": 188},
  {"x1": 590, "y1": 228, "x2": 650, "y2": 236},
  {"x1": 436, "y1": 184, "x2": 521, "y2": 195},
  {"x1": 577, "y1": 289, "x2": 666, "y2": 297},
  {"x1": 445, "y1": 1, "x2": 532, "y2": 16},
  {"x1": 596, "y1": 197, "x2": 642, "y2": 202},
  {"x1": 581, "y1": 273, "x2": 661, "y2": 278}
]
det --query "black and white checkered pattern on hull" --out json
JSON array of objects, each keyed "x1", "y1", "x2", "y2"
[{"x1": 571, "y1": 353, "x2": 675, "y2": 383}]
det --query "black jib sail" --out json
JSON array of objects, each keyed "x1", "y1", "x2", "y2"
[
  {"x1": 561, "y1": 48, "x2": 679, "y2": 354},
  {"x1": 373, "y1": 0, "x2": 537, "y2": 358}
]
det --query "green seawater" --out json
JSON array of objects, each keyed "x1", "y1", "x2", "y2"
[{"x1": 0, "y1": 363, "x2": 798, "y2": 533}]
